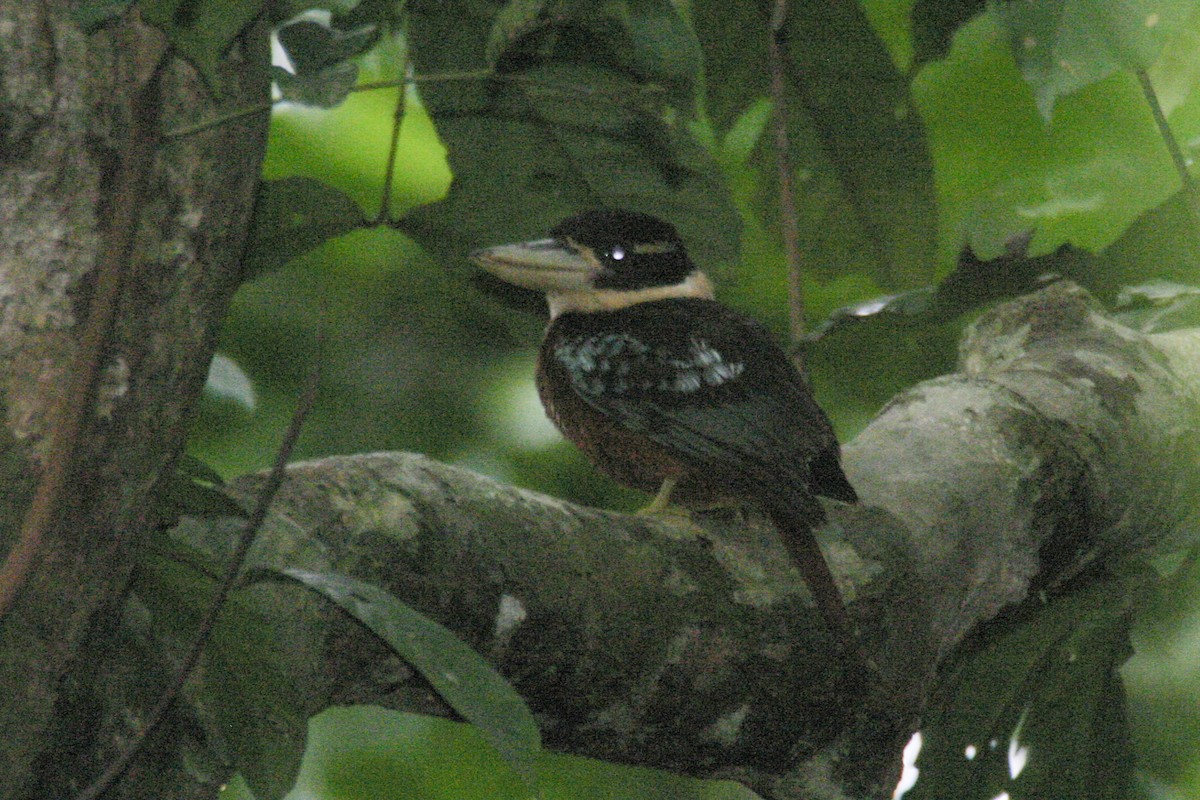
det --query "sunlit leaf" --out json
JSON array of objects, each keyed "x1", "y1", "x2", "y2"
[
  {"x1": 995, "y1": 0, "x2": 1193, "y2": 119},
  {"x1": 277, "y1": 567, "x2": 543, "y2": 791}
]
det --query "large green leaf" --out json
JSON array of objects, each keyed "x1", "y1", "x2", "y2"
[
  {"x1": 693, "y1": 2, "x2": 937, "y2": 291},
  {"x1": 402, "y1": 0, "x2": 740, "y2": 275},
  {"x1": 278, "y1": 567, "x2": 543, "y2": 791},
  {"x1": 907, "y1": 574, "x2": 1136, "y2": 799},
  {"x1": 995, "y1": 0, "x2": 1195, "y2": 119},
  {"x1": 782, "y1": 1, "x2": 937, "y2": 287},
  {"x1": 242, "y1": 177, "x2": 365, "y2": 279}
]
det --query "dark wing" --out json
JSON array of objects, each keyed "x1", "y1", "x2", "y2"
[{"x1": 549, "y1": 299, "x2": 855, "y2": 501}]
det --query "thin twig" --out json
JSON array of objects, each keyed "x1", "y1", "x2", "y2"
[
  {"x1": 167, "y1": 69, "x2": 667, "y2": 140},
  {"x1": 1137, "y1": 69, "x2": 1200, "y2": 232},
  {"x1": 372, "y1": 65, "x2": 409, "y2": 224},
  {"x1": 73, "y1": 330, "x2": 324, "y2": 800},
  {"x1": 767, "y1": 0, "x2": 806, "y2": 359},
  {"x1": 0, "y1": 57, "x2": 165, "y2": 621},
  {"x1": 164, "y1": 101, "x2": 276, "y2": 139}
]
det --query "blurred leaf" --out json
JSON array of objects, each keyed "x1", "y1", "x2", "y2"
[
  {"x1": 138, "y1": 0, "x2": 266, "y2": 94},
  {"x1": 157, "y1": 471, "x2": 247, "y2": 520},
  {"x1": 994, "y1": 0, "x2": 1194, "y2": 119},
  {"x1": 404, "y1": 0, "x2": 739, "y2": 274},
  {"x1": 808, "y1": 234, "x2": 1087, "y2": 340},
  {"x1": 619, "y1": 0, "x2": 703, "y2": 101},
  {"x1": 809, "y1": 288, "x2": 936, "y2": 340},
  {"x1": 911, "y1": 0, "x2": 988, "y2": 66},
  {"x1": 486, "y1": 0, "x2": 550, "y2": 66},
  {"x1": 1100, "y1": 189, "x2": 1200, "y2": 299},
  {"x1": 157, "y1": 454, "x2": 246, "y2": 521},
  {"x1": 176, "y1": 452, "x2": 227, "y2": 486},
  {"x1": 929, "y1": 231, "x2": 1089, "y2": 314},
  {"x1": 719, "y1": 98, "x2": 773, "y2": 171},
  {"x1": 73, "y1": 0, "x2": 133, "y2": 29},
  {"x1": 782, "y1": 1, "x2": 937, "y2": 287},
  {"x1": 277, "y1": 567, "x2": 543, "y2": 791},
  {"x1": 1115, "y1": 279, "x2": 1200, "y2": 307},
  {"x1": 693, "y1": 2, "x2": 936, "y2": 289},
  {"x1": 690, "y1": 4, "x2": 767, "y2": 133},
  {"x1": 134, "y1": 551, "x2": 312, "y2": 800},
  {"x1": 909, "y1": 573, "x2": 1136, "y2": 800},
  {"x1": 242, "y1": 177, "x2": 365, "y2": 278},
  {"x1": 273, "y1": 63, "x2": 360, "y2": 108},
  {"x1": 205, "y1": 353, "x2": 258, "y2": 411}
]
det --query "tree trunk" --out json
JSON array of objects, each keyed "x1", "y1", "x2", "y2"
[{"x1": 0, "y1": 4, "x2": 269, "y2": 797}]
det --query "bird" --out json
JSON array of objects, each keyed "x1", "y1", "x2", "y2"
[{"x1": 471, "y1": 209, "x2": 860, "y2": 653}]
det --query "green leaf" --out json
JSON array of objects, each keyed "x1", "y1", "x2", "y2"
[
  {"x1": 137, "y1": 0, "x2": 266, "y2": 95},
  {"x1": 242, "y1": 177, "x2": 364, "y2": 278},
  {"x1": 719, "y1": 98, "x2": 773, "y2": 171},
  {"x1": 133, "y1": 550, "x2": 314, "y2": 800},
  {"x1": 620, "y1": 0, "x2": 703, "y2": 101},
  {"x1": 404, "y1": 0, "x2": 739, "y2": 274},
  {"x1": 1100, "y1": 189, "x2": 1200, "y2": 299},
  {"x1": 693, "y1": 1, "x2": 937, "y2": 289},
  {"x1": 995, "y1": 0, "x2": 1194, "y2": 119},
  {"x1": 175, "y1": 453, "x2": 227, "y2": 486},
  {"x1": 782, "y1": 1, "x2": 938, "y2": 287},
  {"x1": 157, "y1": 471, "x2": 247, "y2": 519},
  {"x1": 907, "y1": 574, "x2": 1136, "y2": 799},
  {"x1": 486, "y1": 0, "x2": 549, "y2": 66},
  {"x1": 911, "y1": 0, "x2": 988, "y2": 66},
  {"x1": 276, "y1": 19, "x2": 378, "y2": 74},
  {"x1": 272, "y1": 62, "x2": 360, "y2": 108},
  {"x1": 278, "y1": 567, "x2": 543, "y2": 791}
]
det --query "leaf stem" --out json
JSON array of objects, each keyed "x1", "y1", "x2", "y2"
[{"x1": 1137, "y1": 69, "x2": 1200, "y2": 229}]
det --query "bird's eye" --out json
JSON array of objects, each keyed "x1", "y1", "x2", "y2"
[{"x1": 609, "y1": 246, "x2": 626, "y2": 262}]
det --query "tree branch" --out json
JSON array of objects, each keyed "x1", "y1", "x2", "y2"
[{"x1": 90, "y1": 282, "x2": 1200, "y2": 799}]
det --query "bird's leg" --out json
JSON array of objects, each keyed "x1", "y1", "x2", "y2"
[{"x1": 637, "y1": 475, "x2": 681, "y2": 516}]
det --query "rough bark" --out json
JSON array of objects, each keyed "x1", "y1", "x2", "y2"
[
  {"x1": 156, "y1": 282, "x2": 1198, "y2": 800},
  {"x1": 0, "y1": 3, "x2": 269, "y2": 798}
]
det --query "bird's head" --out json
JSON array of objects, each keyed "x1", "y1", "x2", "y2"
[{"x1": 471, "y1": 209, "x2": 714, "y2": 318}]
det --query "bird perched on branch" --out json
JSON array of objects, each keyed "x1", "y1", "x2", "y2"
[{"x1": 472, "y1": 209, "x2": 860, "y2": 652}]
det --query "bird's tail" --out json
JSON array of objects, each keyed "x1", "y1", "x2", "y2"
[{"x1": 763, "y1": 494, "x2": 860, "y2": 661}]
